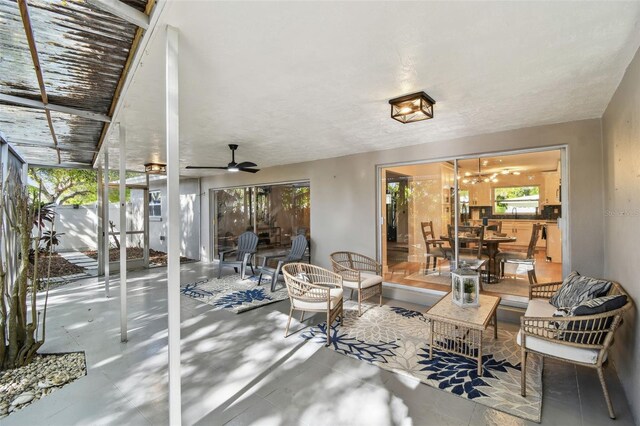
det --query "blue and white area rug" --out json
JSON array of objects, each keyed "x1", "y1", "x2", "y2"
[
  {"x1": 302, "y1": 304, "x2": 543, "y2": 422},
  {"x1": 180, "y1": 274, "x2": 289, "y2": 313}
]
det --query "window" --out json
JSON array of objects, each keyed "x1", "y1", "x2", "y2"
[
  {"x1": 493, "y1": 185, "x2": 539, "y2": 214},
  {"x1": 149, "y1": 190, "x2": 162, "y2": 218}
]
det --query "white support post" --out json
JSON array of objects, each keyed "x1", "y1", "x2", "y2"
[
  {"x1": 454, "y1": 159, "x2": 459, "y2": 269},
  {"x1": 119, "y1": 125, "x2": 127, "y2": 342},
  {"x1": 104, "y1": 151, "x2": 110, "y2": 298},
  {"x1": 166, "y1": 25, "x2": 182, "y2": 426}
]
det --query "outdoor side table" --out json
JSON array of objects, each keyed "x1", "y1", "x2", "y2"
[{"x1": 424, "y1": 293, "x2": 501, "y2": 375}]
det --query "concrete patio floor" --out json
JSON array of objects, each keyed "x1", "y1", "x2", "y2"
[{"x1": 1, "y1": 262, "x2": 634, "y2": 426}]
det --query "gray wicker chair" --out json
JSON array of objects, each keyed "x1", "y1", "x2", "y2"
[
  {"x1": 519, "y1": 280, "x2": 633, "y2": 419},
  {"x1": 258, "y1": 235, "x2": 309, "y2": 292},
  {"x1": 282, "y1": 263, "x2": 343, "y2": 346},
  {"x1": 329, "y1": 251, "x2": 382, "y2": 316},
  {"x1": 217, "y1": 231, "x2": 259, "y2": 279}
]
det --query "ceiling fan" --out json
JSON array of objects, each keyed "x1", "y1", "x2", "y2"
[{"x1": 186, "y1": 144, "x2": 259, "y2": 173}]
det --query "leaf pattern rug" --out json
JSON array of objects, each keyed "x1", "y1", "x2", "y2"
[
  {"x1": 302, "y1": 304, "x2": 543, "y2": 422},
  {"x1": 180, "y1": 274, "x2": 289, "y2": 313}
]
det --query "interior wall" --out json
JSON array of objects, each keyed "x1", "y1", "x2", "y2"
[
  {"x1": 602, "y1": 44, "x2": 640, "y2": 424},
  {"x1": 200, "y1": 118, "x2": 604, "y2": 280}
]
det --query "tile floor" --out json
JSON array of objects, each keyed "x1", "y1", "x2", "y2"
[{"x1": 1, "y1": 262, "x2": 634, "y2": 426}]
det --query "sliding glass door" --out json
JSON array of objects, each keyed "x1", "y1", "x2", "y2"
[
  {"x1": 379, "y1": 148, "x2": 565, "y2": 299},
  {"x1": 213, "y1": 181, "x2": 310, "y2": 259}
]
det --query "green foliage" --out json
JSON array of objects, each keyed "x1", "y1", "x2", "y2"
[
  {"x1": 494, "y1": 185, "x2": 539, "y2": 213},
  {"x1": 40, "y1": 230, "x2": 64, "y2": 251},
  {"x1": 29, "y1": 167, "x2": 136, "y2": 205}
]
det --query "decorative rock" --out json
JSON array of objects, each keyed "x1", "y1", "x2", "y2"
[
  {"x1": 11, "y1": 392, "x2": 34, "y2": 406},
  {"x1": 37, "y1": 380, "x2": 53, "y2": 389},
  {"x1": 50, "y1": 372, "x2": 69, "y2": 386}
]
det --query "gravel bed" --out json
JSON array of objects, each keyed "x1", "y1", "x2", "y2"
[
  {"x1": 84, "y1": 248, "x2": 195, "y2": 265},
  {"x1": 0, "y1": 352, "x2": 86, "y2": 418}
]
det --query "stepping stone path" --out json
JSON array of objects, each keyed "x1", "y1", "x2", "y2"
[{"x1": 57, "y1": 251, "x2": 98, "y2": 277}]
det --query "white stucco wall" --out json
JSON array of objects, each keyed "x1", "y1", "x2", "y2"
[
  {"x1": 54, "y1": 178, "x2": 201, "y2": 260},
  {"x1": 54, "y1": 203, "x2": 145, "y2": 252},
  {"x1": 602, "y1": 44, "x2": 640, "y2": 424},
  {"x1": 199, "y1": 118, "x2": 605, "y2": 281},
  {"x1": 130, "y1": 177, "x2": 201, "y2": 260}
]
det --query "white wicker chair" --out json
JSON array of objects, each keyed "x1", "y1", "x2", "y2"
[
  {"x1": 282, "y1": 263, "x2": 343, "y2": 346},
  {"x1": 329, "y1": 251, "x2": 383, "y2": 316},
  {"x1": 518, "y1": 280, "x2": 633, "y2": 419}
]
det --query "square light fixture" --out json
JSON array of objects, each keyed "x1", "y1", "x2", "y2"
[
  {"x1": 389, "y1": 91, "x2": 435, "y2": 123},
  {"x1": 144, "y1": 163, "x2": 166, "y2": 174}
]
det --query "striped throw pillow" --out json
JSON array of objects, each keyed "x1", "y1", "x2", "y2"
[{"x1": 549, "y1": 271, "x2": 612, "y2": 308}]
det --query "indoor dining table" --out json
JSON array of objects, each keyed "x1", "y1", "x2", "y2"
[{"x1": 440, "y1": 234, "x2": 517, "y2": 283}]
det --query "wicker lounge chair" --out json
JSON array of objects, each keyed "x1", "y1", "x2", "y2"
[
  {"x1": 518, "y1": 280, "x2": 633, "y2": 419},
  {"x1": 282, "y1": 263, "x2": 343, "y2": 346},
  {"x1": 329, "y1": 251, "x2": 383, "y2": 316}
]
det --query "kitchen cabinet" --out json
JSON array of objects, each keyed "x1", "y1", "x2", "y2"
[
  {"x1": 468, "y1": 182, "x2": 491, "y2": 206},
  {"x1": 499, "y1": 220, "x2": 546, "y2": 248},
  {"x1": 543, "y1": 172, "x2": 560, "y2": 205},
  {"x1": 546, "y1": 221, "x2": 562, "y2": 263}
]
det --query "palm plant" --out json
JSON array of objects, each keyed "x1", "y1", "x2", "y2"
[{"x1": 40, "y1": 230, "x2": 64, "y2": 252}]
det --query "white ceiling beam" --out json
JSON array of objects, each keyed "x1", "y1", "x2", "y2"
[
  {"x1": 0, "y1": 93, "x2": 112, "y2": 123},
  {"x1": 86, "y1": 0, "x2": 149, "y2": 29}
]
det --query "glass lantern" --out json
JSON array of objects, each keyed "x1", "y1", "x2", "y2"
[{"x1": 452, "y1": 268, "x2": 480, "y2": 307}]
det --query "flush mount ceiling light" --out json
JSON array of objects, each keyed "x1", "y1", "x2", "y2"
[
  {"x1": 144, "y1": 163, "x2": 166, "y2": 174},
  {"x1": 389, "y1": 91, "x2": 435, "y2": 123}
]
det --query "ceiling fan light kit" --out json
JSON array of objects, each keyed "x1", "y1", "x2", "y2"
[
  {"x1": 458, "y1": 159, "x2": 523, "y2": 184},
  {"x1": 186, "y1": 144, "x2": 260, "y2": 173},
  {"x1": 389, "y1": 91, "x2": 435, "y2": 123}
]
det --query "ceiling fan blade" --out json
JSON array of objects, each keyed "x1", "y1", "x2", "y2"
[
  {"x1": 236, "y1": 161, "x2": 257, "y2": 168},
  {"x1": 239, "y1": 168, "x2": 260, "y2": 174},
  {"x1": 185, "y1": 166, "x2": 228, "y2": 170}
]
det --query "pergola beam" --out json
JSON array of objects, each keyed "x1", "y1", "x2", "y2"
[
  {"x1": 9, "y1": 140, "x2": 98, "y2": 153},
  {"x1": 86, "y1": 0, "x2": 149, "y2": 29},
  {"x1": 92, "y1": 0, "x2": 162, "y2": 166},
  {"x1": 17, "y1": 0, "x2": 61, "y2": 164},
  {"x1": 0, "y1": 93, "x2": 111, "y2": 123}
]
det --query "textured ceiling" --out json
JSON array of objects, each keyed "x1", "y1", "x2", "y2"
[{"x1": 102, "y1": 1, "x2": 640, "y2": 176}]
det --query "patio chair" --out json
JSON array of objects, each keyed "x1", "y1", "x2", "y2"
[
  {"x1": 518, "y1": 279, "x2": 633, "y2": 419},
  {"x1": 421, "y1": 221, "x2": 446, "y2": 273},
  {"x1": 329, "y1": 251, "x2": 382, "y2": 316},
  {"x1": 496, "y1": 223, "x2": 541, "y2": 284},
  {"x1": 258, "y1": 235, "x2": 309, "y2": 292},
  {"x1": 217, "y1": 231, "x2": 259, "y2": 279},
  {"x1": 282, "y1": 263, "x2": 343, "y2": 346}
]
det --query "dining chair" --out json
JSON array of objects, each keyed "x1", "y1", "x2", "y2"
[
  {"x1": 486, "y1": 220, "x2": 502, "y2": 233},
  {"x1": 421, "y1": 221, "x2": 446, "y2": 273},
  {"x1": 217, "y1": 231, "x2": 259, "y2": 279},
  {"x1": 496, "y1": 223, "x2": 541, "y2": 284},
  {"x1": 447, "y1": 225, "x2": 488, "y2": 261}
]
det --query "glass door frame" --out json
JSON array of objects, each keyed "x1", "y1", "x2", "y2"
[
  {"x1": 209, "y1": 179, "x2": 311, "y2": 260},
  {"x1": 375, "y1": 145, "x2": 570, "y2": 280}
]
